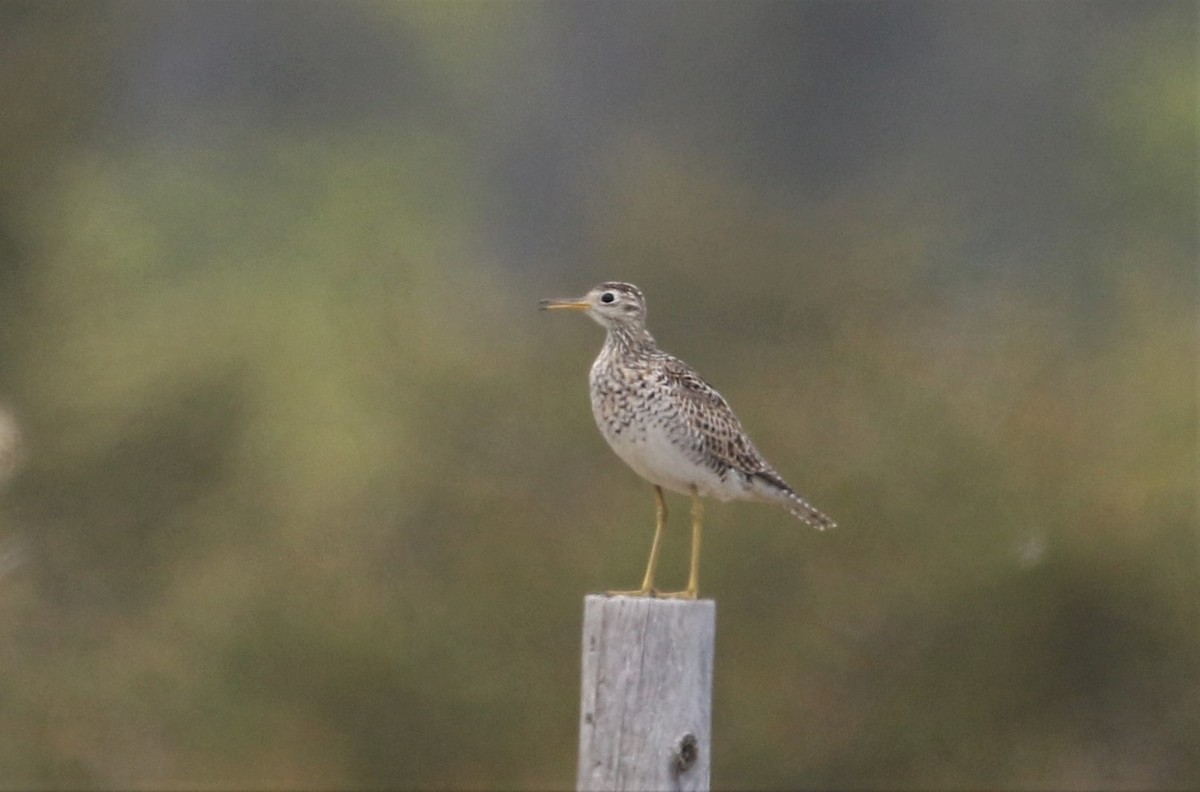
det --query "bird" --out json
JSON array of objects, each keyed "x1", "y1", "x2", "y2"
[{"x1": 540, "y1": 281, "x2": 834, "y2": 599}]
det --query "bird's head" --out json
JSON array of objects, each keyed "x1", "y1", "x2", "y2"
[{"x1": 539, "y1": 281, "x2": 648, "y2": 331}]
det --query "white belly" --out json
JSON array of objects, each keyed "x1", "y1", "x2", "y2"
[{"x1": 597, "y1": 420, "x2": 746, "y2": 501}]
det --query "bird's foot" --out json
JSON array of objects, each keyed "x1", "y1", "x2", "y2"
[
  {"x1": 604, "y1": 587, "x2": 656, "y2": 598},
  {"x1": 654, "y1": 588, "x2": 698, "y2": 600},
  {"x1": 604, "y1": 587, "x2": 698, "y2": 600}
]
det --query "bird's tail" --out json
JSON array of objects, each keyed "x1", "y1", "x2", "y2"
[
  {"x1": 751, "y1": 471, "x2": 836, "y2": 530},
  {"x1": 785, "y1": 491, "x2": 836, "y2": 530}
]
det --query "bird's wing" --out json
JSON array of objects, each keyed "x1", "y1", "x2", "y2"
[
  {"x1": 661, "y1": 353, "x2": 835, "y2": 529},
  {"x1": 659, "y1": 354, "x2": 779, "y2": 480}
]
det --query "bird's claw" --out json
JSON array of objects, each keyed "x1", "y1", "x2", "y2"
[
  {"x1": 604, "y1": 588, "x2": 656, "y2": 598},
  {"x1": 604, "y1": 587, "x2": 697, "y2": 600}
]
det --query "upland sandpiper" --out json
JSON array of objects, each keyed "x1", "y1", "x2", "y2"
[{"x1": 540, "y1": 281, "x2": 834, "y2": 599}]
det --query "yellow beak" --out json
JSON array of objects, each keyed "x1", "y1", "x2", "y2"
[{"x1": 538, "y1": 298, "x2": 590, "y2": 312}]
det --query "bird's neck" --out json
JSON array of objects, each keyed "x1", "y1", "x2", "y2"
[{"x1": 603, "y1": 323, "x2": 656, "y2": 356}]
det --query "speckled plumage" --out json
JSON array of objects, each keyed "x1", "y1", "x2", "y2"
[{"x1": 540, "y1": 281, "x2": 833, "y2": 597}]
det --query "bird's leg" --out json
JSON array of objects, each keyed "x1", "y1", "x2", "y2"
[
  {"x1": 658, "y1": 491, "x2": 702, "y2": 600},
  {"x1": 606, "y1": 485, "x2": 668, "y2": 597}
]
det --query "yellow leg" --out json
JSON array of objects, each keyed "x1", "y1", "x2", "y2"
[
  {"x1": 659, "y1": 492, "x2": 702, "y2": 600},
  {"x1": 607, "y1": 486, "x2": 668, "y2": 597}
]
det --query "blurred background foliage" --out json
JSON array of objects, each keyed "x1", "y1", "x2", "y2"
[{"x1": 0, "y1": 1, "x2": 1196, "y2": 789}]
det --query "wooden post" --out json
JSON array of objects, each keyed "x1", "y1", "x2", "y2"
[{"x1": 577, "y1": 594, "x2": 716, "y2": 792}]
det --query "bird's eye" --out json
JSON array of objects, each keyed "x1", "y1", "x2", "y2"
[{"x1": 600, "y1": 292, "x2": 616, "y2": 304}]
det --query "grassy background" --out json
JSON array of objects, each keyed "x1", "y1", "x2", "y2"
[{"x1": 0, "y1": 2, "x2": 1195, "y2": 788}]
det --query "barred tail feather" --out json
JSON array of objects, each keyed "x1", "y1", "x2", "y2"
[
  {"x1": 785, "y1": 491, "x2": 836, "y2": 530},
  {"x1": 749, "y1": 470, "x2": 836, "y2": 530}
]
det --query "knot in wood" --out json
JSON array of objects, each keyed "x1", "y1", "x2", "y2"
[{"x1": 672, "y1": 732, "x2": 699, "y2": 775}]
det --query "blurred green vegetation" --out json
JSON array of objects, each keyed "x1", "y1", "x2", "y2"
[{"x1": 0, "y1": 2, "x2": 1196, "y2": 789}]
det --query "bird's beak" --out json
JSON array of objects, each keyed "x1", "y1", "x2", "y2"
[{"x1": 538, "y1": 298, "x2": 590, "y2": 312}]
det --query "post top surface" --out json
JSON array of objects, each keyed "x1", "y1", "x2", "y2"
[{"x1": 584, "y1": 593, "x2": 716, "y2": 608}]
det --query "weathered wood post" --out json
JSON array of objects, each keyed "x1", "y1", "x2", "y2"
[{"x1": 577, "y1": 594, "x2": 716, "y2": 792}]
